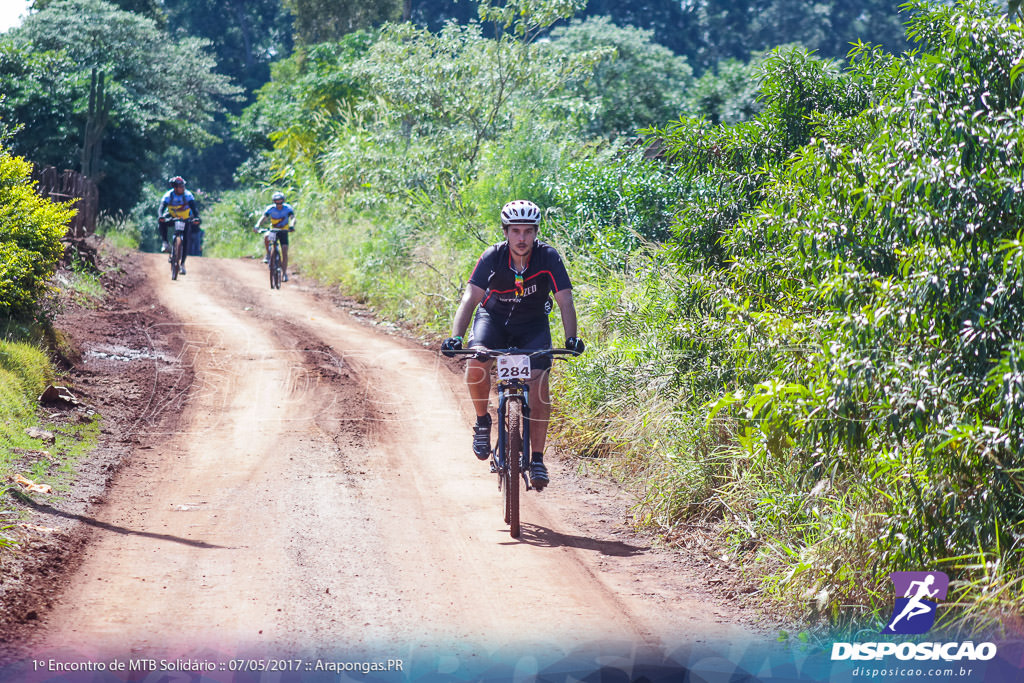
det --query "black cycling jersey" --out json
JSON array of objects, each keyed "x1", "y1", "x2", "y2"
[{"x1": 469, "y1": 240, "x2": 572, "y2": 327}]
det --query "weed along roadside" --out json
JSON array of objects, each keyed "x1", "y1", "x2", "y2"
[{"x1": 0, "y1": 340, "x2": 100, "y2": 630}]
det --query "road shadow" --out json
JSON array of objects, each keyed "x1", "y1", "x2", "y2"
[
  {"x1": 513, "y1": 523, "x2": 648, "y2": 556},
  {"x1": 6, "y1": 488, "x2": 228, "y2": 550}
]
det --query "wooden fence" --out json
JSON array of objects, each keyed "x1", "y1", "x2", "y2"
[{"x1": 31, "y1": 166, "x2": 99, "y2": 239}]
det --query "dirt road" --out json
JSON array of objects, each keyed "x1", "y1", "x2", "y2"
[{"x1": 15, "y1": 254, "x2": 764, "y2": 675}]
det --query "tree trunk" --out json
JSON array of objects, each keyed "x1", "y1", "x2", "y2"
[{"x1": 81, "y1": 68, "x2": 110, "y2": 181}]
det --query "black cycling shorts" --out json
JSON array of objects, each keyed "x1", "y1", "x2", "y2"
[
  {"x1": 468, "y1": 309, "x2": 553, "y2": 370},
  {"x1": 269, "y1": 229, "x2": 289, "y2": 246}
]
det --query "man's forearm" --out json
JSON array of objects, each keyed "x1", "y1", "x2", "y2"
[
  {"x1": 452, "y1": 300, "x2": 475, "y2": 339},
  {"x1": 555, "y1": 290, "x2": 578, "y2": 339}
]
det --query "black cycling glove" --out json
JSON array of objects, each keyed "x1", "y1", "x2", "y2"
[
  {"x1": 441, "y1": 336, "x2": 463, "y2": 357},
  {"x1": 565, "y1": 337, "x2": 585, "y2": 354}
]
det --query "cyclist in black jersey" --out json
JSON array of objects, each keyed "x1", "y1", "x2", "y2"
[{"x1": 442, "y1": 200, "x2": 585, "y2": 490}]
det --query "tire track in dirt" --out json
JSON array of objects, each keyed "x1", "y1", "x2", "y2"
[{"x1": 22, "y1": 254, "x2": 762, "y2": 666}]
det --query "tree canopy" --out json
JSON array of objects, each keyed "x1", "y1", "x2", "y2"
[{"x1": 1, "y1": 0, "x2": 239, "y2": 210}]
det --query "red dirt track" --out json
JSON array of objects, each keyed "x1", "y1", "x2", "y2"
[{"x1": 1, "y1": 252, "x2": 765, "y2": 672}]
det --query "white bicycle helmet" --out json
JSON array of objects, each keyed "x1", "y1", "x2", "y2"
[
  {"x1": 500, "y1": 200, "x2": 541, "y2": 225},
  {"x1": 272, "y1": 191, "x2": 286, "y2": 201}
]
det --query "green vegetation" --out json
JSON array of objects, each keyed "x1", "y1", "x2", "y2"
[
  {"x1": 95, "y1": 212, "x2": 141, "y2": 251},
  {"x1": 0, "y1": 158, "x2": 101, "y2": 550},
  {"x1": 203, "y1": 0, "x2": 1024, "y2": 635},
  {"x1": 0, "y1": 149, "x2": 73, "y2": 318},
  {"x1": 52, "y1": 258, "x2": 106, "y2": 309},
  {"x1": 0, "y1": 0, "x2": 239, "y2": 211},
  {"x1": 0, "y1": 338, "x2": 97, "y2": 513}
]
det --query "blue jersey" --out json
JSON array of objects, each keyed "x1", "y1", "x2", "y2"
[
  {"x1": 262, "y1": 203, "x2": 295, "y2": 229},
  {"x1": 160, "y1": 189, "x2": 198, "y2": 219}
]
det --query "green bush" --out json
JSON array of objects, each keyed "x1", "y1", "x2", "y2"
[
  {"x1": 554, "y1": 0, "x2": 1024, "y2": 632},
  {"x1": 546, "y1": 148, "x2": 690, "y2": 270},
  {"x1": 201, "y1": 187, "x2": 274, "y2": 259},
  {"x1": 0, "y1": 149, "x2": 73, "y2": 317}
]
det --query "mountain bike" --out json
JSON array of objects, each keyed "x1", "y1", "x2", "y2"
[
  {"x1": 163, "y1": 217, "x2": 198, "y2": 280},
  {"x1": 262, "y1": 227, "x2": 293, "y2": 289},
  {"x1": 447, "y1": 347, "x2": 578, "y2": 538}
]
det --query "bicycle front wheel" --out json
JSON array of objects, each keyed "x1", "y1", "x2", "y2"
[
  {"x1": 270, "y1": 247, "x2": 281, "y2": 289},
  {"x1": 505, "y1": 398, "x2": 522, "y2": 538},
  {"x1": 171, "y1": 236, "x2": 182, "y2": 280}
]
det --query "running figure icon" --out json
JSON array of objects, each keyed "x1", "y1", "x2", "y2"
[
  {"x1": 883, "y1": 571, "x2": 949, "y2": 635},
  {"x1": 887, "y1": 575, "x2": 938, "y2": 631}
]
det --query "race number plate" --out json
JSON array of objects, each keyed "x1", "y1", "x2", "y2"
[
  {"x1": 173, "y1": 220, "x2": 186, "y2": 233},
  {"x1": 497, "y1": 355, "x2": 530, "y2": 380}
]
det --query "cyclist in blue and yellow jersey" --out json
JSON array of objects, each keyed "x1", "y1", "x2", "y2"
[
  {"x1": 157, "y1": 176, "x2": 200, "y2": 275},
  {"x1": 441, "y1": 200, "x2": 585, "y2": 491},
  {"x1": 253, "y1": 191, "x2": 296, "y2": 282}
]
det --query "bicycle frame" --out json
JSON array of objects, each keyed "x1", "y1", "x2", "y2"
[{"x1": 494, "y1": 378, "x2": 530, "y2": 480}]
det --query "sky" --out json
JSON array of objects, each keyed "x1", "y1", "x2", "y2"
[{"x1": 0, "y1": 0, "x2": 31, "y2": 33}]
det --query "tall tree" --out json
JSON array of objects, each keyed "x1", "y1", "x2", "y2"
[
  {"x1": 31, "y1": 0, "x2": 165, "y2": 22},
  {"x1": 549, "y1": 16, "x2": 693, "y2": 139},
  {"x1": 80, "y1": 68, "x2": 109, "y2": 180},
  {"x1": 0, "y1": 44, "x2": 79, "y2": 171},
  {"x1": 3, "y1": 0, "x2": 239, "y2": 210},
  {"x1": 164, "y1": 0, "x2": 292, "y2": 96},
  {"x1": 405, "y1": 0, "x2": 910, "y2": 71},
  {"x1": 161, "y1": 0, "x2": 294, "y2": 188},
  {"x1": 408, "y1": 0, "x2": 478, "y2": 31}
]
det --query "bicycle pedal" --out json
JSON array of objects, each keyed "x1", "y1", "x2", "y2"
[{"x1": 489, "y1": 462, "x2": 497, "y2": 473}]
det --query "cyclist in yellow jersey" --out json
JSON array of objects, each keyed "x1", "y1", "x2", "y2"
[{"x1": 157, "y1": 176, "x2": 200, "y2": 275}]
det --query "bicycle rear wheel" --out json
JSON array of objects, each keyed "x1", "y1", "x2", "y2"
[{"x1": 505, "y1": 398, "x2": 522, "y2": 538}]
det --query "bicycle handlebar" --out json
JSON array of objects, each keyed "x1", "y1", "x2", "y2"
[{"x1": 445, "y1": 347, "x2": 580, "y2": 360}]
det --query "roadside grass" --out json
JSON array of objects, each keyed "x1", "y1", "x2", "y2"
[
  {"x1": 1, "y1": 339, "x2": 54, "y2": 512},
  {"x1": 95, "y1": 212, "x2": 140, "y2": 250},
  {"x1": 0, "y1": 338, "x2": 101, "y2": 548},
  {"x1": 52, "y1": 260, "x2": 105, "y2": 309}
]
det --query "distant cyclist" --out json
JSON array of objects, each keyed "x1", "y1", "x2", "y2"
[
  {"x1": 441, "y1": 200, "x2": 584, "y2": 491},
  {"x1": 253, "y1": 191, "x2": 296, "y2": 282},
  {"x1": 157, "y1": 176, "x2": 200, "y2": 275}
]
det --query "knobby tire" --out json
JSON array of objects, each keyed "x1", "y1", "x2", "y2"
[
  {"x1": 270, "y1": 246, "x2": 281, "y2": 289},
  {"x1": 506, "y1": 398, "x2": 522, "y2": 538},
  {"x1": 171, "y1": 235, "x2": 182, "y2": 280}
]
